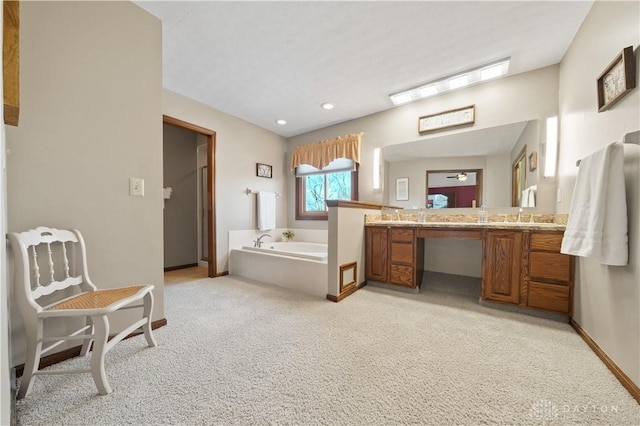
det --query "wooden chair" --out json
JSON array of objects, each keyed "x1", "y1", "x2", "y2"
[{"x1": 8, "y1": 226, "x2": 157, "y2": 399}]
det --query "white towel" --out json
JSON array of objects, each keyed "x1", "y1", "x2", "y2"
[
  {"x1": 521, "y1": 185, "x2": 537, "y2": 208},
  {"x1": 561, "y1": 142, "x2": 628, "y2": 266},
  {"x1": 257, "y1": 191, "x2": 276, "y2": 231}
]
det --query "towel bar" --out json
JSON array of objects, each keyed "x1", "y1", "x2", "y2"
[
  {"x1": 245, "y1": 187, "x2": 280, "y2": 197},
  {"x1": 576, "y1": 131, "x2": 640, "y2": 166}
]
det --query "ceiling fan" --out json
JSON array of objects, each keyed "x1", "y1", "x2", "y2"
[{"x1": 447, "y1": 172, "x2": 468, "y2": 182}]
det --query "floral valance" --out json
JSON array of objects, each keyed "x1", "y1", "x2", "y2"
[{"x1": 290, "y1": 132, "x2": 363, "y2": 172}]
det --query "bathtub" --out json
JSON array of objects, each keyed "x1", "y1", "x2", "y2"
[
  {"x1": 229, "y1": 242, "x2": 328, "y2": 297},
  {"x1": 242, "y1": 242, "x2": 328, "y2": 261}
]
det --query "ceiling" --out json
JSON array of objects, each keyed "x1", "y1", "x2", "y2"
[{"x1": 135, "y1": 1, "x2": 593, "y2": 138}]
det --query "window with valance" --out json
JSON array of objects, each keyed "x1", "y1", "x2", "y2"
[{"x1": 292, "y1": 133, "x2": 363, "y2": 220}]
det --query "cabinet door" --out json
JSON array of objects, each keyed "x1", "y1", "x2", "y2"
[
  {"x1": 365, "y1": 227, "x2": 388, "y2": 281},
  {"x1": 483, "y1": 230, "x2": 522, "y2": 304}
]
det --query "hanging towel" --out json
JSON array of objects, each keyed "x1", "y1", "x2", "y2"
[
  {"x1": 521, "y1": 185, "x2": 537, "y2": 208},
  {"x1": 561, "y1": 142, "x2": 628, "y2": 266},
  {"x1": 257, "y1": 191, "x2": 276, "y2": 231}
]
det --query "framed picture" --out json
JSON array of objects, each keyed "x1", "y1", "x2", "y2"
[
  {"x1": 597, "y1": 46, "x2": 636, "y2": 112},
  {"x1": 418, "y1": 105, "x2": 475, "y2": 134},
  {"x1": 396, "y1": 177, "x2": 409, "y2": 201},
  {"x1": 528, "y1": 151, "x2": 538, "y2": 172},
  {"x1": 256, "y1": 163, "x2": 272, "y2": 178}
]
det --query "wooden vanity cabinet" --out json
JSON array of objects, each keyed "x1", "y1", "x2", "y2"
[
  {"x1": 482, "y1": 230, "x2": 522, "y2": 304},
  {"x1": 365, "y1": 226, "x2": 423, "y2": 289},
  {"x1": 365, "y1": 226, "x2": 388, "y2": 282},
  {"x1": 526, "y1": 232, "x2": 573, "y2": 314}
]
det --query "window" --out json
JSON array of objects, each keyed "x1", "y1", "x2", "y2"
[{"x1": 296, "y1": 166, "x2": 358, "y2": 220}]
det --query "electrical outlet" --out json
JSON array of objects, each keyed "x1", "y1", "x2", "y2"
[{"x1": 129, "y1": 178, "x2": 144, "y2": 197}]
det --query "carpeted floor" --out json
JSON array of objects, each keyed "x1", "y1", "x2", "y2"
[{"x1": 15, "y1": 273, "x2": 640, "y2": 425}]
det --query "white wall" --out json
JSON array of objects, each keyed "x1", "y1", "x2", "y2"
[
  {"x1": 5, "y1": 1, "x2": 163, "y2": 364},
  {"x1": 163, "y1": 90, "x2": 288, "y2": 273},
  {"x1": 558, "y1": 1, "x2": 640, "y2": 387},
  {"x1": 287, "y1": 65, "x2": 561, "y2": 230}
]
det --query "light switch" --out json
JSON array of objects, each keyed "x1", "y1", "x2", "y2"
[
  {"x1": 556, "y1": 188, "x2": 562, "y2": 203},
  {"x1": 129, "y1": 178, "x2": 144, "y2": 197}
]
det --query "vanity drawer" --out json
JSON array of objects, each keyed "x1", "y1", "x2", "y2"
[
  {"x1": 390, "y1": 228, "x2": 414, "y2": 242},
  {"x1": 530, "y1": 252, "x2": 571, "y2": 283},
  {"x1": 390, "y1": 264, "x2": 415, "y2": 287},
  {"x1": 390, "y1": 242, "x2": 414, "y2": 264},
  {"x1": 530, "y1": 232, "x2": 564, "y2": 252},
  {"x1": 528, "y1": 281, "x2": 570, "y2": 313}
]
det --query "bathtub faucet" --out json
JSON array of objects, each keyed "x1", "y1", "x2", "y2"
[{"x1": 254, "y1": 233, "x2": 272, "y2": 248}]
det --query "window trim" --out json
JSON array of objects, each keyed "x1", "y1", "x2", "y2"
[{"x1": 295, "y1": 166, "x2": 359, "y2": 220}]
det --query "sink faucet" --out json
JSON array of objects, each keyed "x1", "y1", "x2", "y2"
[{"x1": 254, "y1": 233, "x2": 271, "y2": 248}]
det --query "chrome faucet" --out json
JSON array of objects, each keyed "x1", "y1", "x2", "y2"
[{"x1": 254, "y1": 233, "x2": 272, "y2": 248}]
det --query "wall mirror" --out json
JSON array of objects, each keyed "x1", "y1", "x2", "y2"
[
  {"x1": 383, "y1": 120, "x2": 542, "y2": 209},
  {"x1": 426, "y1": 170, "x2": 483, "y2": 208}
]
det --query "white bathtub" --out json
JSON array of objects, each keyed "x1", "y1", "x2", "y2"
[
  {"x1": 242, "y1": 242, "x2": 328, "y2": 261},
  {"x1": 229, "y1": 242, "x2": 328, "y2": 297}
]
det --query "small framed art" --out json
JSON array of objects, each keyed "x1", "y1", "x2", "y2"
[
  {"x1": 256, "y1": 163, "x2": 272, "y2": 178},
  {"x1": 597, "y1": 46, "x2": 636, "y2": 112},
  {"x1": 396, "y1": 177, "x2": 409, "y2": 201}
]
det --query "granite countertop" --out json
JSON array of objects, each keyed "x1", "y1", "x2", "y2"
[{"x1": 365, "y1": 220, "x2": 566, "y2": 231}]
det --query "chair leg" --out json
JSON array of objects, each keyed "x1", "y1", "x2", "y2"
[
  {"x1": 142, "y1": 291, "x2": 157, "y2": 348},
  {"x1": 89, "y1": 315, "x2": 112, "y2": 395},
  {"x1": 17, "y1": 319, "x2": 44, "y2": 399},
  {"x1": 80, "y1": 317, "x2": 94, "y2": 357}
]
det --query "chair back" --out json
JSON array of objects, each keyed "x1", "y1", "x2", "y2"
[{"x1": 8, "y1": 226, "x2": 96, "y2": 313}]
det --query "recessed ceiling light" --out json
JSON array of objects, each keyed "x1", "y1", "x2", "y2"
[
  {"x1": 276, "y1": 119, "x2": 287, "y2": 125},
  {"x1": 321, "y1": 102, "x2": 334, "y2": 110}
]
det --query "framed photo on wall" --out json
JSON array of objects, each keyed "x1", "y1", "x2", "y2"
[
  {"x1": 396, "y1": 177, "x2": 409, "y2": 201},
  {"x1": 256, "y1": 163, "x2": 272, "y2": 178},
  {"x1": 597, "y1": 46, "x2": 636, "y2": 112}
]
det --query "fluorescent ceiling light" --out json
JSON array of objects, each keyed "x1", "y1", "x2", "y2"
[
  {"x1": 449, "y1": 75, "x2": 469, "y2": 89},
  {"x1": 418, "y1": 85, "x2": 438, "y2": 97},
  {"x1": 389, "y1": 58, "x2": 510, "y2": 105},
  {"x1": 389, "y1": 93, "x2": 413, "y2": 105},
  {"x1": 481, "y1": 63, "x2": 506, "y2": 80}
]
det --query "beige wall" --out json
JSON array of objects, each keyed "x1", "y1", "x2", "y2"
[
  {"x1": 5, "y1": 2, "x2": 163, "y2": 363},
  {"x1": 287, "y1": 65, "x2": 561, "y2": 230},
  {"x1": 558, "y1": 1, "x2": 640, "y2": 387},
  {"x1": 162, "y1": 90, "x2": 288, "y2": 273}
]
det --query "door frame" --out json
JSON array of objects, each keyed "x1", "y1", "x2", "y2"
[{"x1": 163, "y1": 115, "x2": 217, "y2": 278}]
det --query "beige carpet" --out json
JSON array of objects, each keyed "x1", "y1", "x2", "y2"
[{"x1": 15, "y1": 273, "x2": 640, "y2": 425}]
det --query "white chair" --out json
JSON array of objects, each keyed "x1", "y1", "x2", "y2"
[{"x1": 8, "y1": 226, "x2": 157, "y2": 399}]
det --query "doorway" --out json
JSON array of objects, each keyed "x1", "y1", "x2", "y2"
[{"x1": 163, "y1": 115, "x2": 217, "y2": 278}]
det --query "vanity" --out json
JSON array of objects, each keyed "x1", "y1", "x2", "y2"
[{"x1": 365, "y1": 217, "x2": 574, "y2": 315}]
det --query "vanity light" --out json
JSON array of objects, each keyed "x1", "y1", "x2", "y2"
[
  {"x1": 544, "y1": 116, "x2": 558, "y2": 178},
  {"x1": 389, "y1": 58, "x2": 510, "y2": 105},
  {"x1": 321, "y1": 102, "x2": 334, "y2": 110},
  {"x1": 276, "y1": 119, "x2": 287, "y2": 125},
  {"x1": 373, "y1": 148, "x2": 381, "y2": 190}
]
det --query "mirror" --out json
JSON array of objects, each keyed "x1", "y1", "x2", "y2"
[
  {"x1": 511, "y1": 147, "x2": 527, "y2": 207},
  {"x1": 426, "y1": 169, "x2": 483, "y2": 208},
  {"x1": 383, "y1": 120, "x2": 547, "y2": 209}
]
